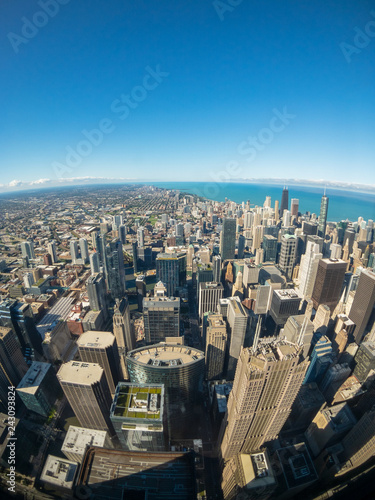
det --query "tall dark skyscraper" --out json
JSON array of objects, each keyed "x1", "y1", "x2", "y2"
[
  {"x1": 318, "y1": 193, "x2": 329, "y2": 238},
  {"x1": 105, "y1": 238, "x2": 126, "y2": 299},
  {"x1": 87, "y1": 273, "x2": 108, "y2": 320},
  {"x1": 220, "y1": 218, "x2": 236, "y2": 261},
  {"x1": 279, "y1": 187, "x2": 289, "y2": 217},
  {"x1": 311, "y1": 258, "x2": 347, "y2": 312},
  {"x1": 156, "y1": 252, "x2": 186, "y2": 296}
]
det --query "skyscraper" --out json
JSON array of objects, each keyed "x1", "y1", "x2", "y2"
[
  {"x1": 79, "y1": 237, "x2": 89, "y2": 263},
  {"x1": 278, "y1": 234, "x2": 297, "y2": 280},
  {"x1": 318, "y1": 194, "x2": 329, "y2": 238},
  {"x1": 87, "y1": 273, "x2": 108, "y2": 319},
  {"x1": 311, "y1": 258, "x2": 347, "y2": 312},
  {"x1": 57, "y1": 361, "x2": 115, "y2": 434},
  {"x1": 205, "y1": 313, "x2": 227, "y2": 380},
  {"x1": 47, "y1": 241, "x2": 58, "y2": 263},
  {"x1": 105, "y1": 238, "x2": 126, "y2": 299},
  {"x1": 279, "y1": 187, "x2": 289, "y2": 217},
  {"x1": 70, "y1": 239, "x2": 80, "y2": 264},
  {"x1": 143, "y1": 294, "x2": 180, "y2": 343},
  {"x1": 113, "y1": 297, "x2": 135, "y2": 380},
  {"x1": 89, "y1": 252, "x2": 100, "y2": 274},
  {"x1": 298, "y1": 241, "x2": 323, "y2": 299},
  {"x1": 263, "y1": 234, "x2": 278, "y2": 262},
  {"x1": 156, "y1": 252, "x2": 186, "y2": 296},
  {"x1": 213, "y1": 254, "x2": 222, "y2": 282},
  {"x1": 137, "y1": 226, "x2": 145, "y2": 247},
  {"x1": 348, "y1": 269, "x2": 375, "y2": 345},
  {"x1": 220, "y1": 218, "x2": 236, "y2": 261},
  {"x1": 220, "y1": 341, "x2": 309, "y2": 461},
  {"x1": 198, "y1": 282, "x2": 224, "y2": 321},
  {"x1": 20, "y1": 240, "x2": 35, "y2": 260},
  {"x1": 290, "y1": 198, "x2": 299, "y2": 217},
  {"x1": 77, "y1": 331, "x2": 121, "y2": 396},
  {"x1": 226, "y1": 297, "x2": 248, "y2": 379}
]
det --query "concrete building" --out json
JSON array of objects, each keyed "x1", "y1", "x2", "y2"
[
  {"x1": 298, "y1": 241, "x2": 322, "y2": 300},
  {"x1": 278, "y1": 234, "x2": 297, "y2": 280},
  {"x1": 269, "y1": 289, "x2": 301, "y2": 329},
  {"x1": 113, "y1": 297, "x2": 135, "y2": 379},
  {"x1": 87, "y1": 273, "x2": 108, "y2": 320},
  {"x1": 226, "y1": 297, "x2": 249, "y2": 380},
  {"x1": 220, "y1": 341, "x2": 309, "y2": 460},
  {"x1": 220, "y1": 218, "x2": 236, "y2": 261},
  {"x1": 156, "y1": 252, "x2": 186, "y2": 296},
  {"x1": 57, "y1": 361, "x2": 115, "y2": 434},
  {"x1": 353, "y1": 341, "x2": 375, "y2": 383},
  {"x1": 348, "y1": 269, "x2": 375, "y2": 344},
  {"x1": 110, "y1": 383, "x2": 166, "y2": 452},
  {"x1": 311, "y1": 258, "x2": 347, "y2": 313},
  {"x1": 40, "y1": 455, "x2": 78, "y2": 492}
]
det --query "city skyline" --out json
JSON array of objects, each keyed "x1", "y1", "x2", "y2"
[{"x1": 2, "y1": 1, "x2": 375, "y2": 187}]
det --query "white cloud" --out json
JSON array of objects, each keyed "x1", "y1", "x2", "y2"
[
  {"x1": 9, "y1": 180, "x2": 22, "y2": 187},
  {"x1": 30, "y1": 178, "x2": 51, "y2": 185}
]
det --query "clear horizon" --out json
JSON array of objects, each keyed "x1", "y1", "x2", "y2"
[{"x1": 2, "y1": 1, "x2": 375, "y2": 187}]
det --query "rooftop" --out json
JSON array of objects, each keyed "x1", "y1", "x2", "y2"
[
  {"x1": 57, "y1": 361, "x2": 104, "y2": 386},
  {"x1": 276, "y1": 443, "x2": 318, "y2": 490},
  {"x1": 40, "y1": 455, "x2": 78, "y2": 490},
  {"x1": 17, "y1": 361, "x2": 52, "y2": 393},
  {"x1": 274, "y1": 289, "x2": 300, "y2": 300},
  {"x1": 110, "y1": 383, "x2": 163, "y2": 422},
  {"x1": 128, "y1": 343, "x2": 204, "y2": 367},
  {"x1": 77, "y1": 331, "x2": 116, "y2": 349},
  {"x1": 36, "y1": 296, "x2": 76, "y2": 339},
  {"x1": 62, "y1": 426, "x2": 108, "y2": 457}
]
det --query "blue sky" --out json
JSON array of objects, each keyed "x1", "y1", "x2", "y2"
[{"x1": 1, "y1": 0, "x2": 375, "y2": 191}]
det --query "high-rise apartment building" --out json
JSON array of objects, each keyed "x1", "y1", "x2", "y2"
[
  {"x1": 89, "y1": 252, "x2": 100, "y2": 274},
  {"x1": 79, "y1": 238, "x2": 89, "y2": 264},
  {"x1": 220, "y1": 218, "x2": 236, "y2": 261},
  {"x1": 198, "y1": 282, "x2": 224, "y2": 321},
  {"x1": 47, "y1": 241, "x2": 58, "y2": 263},
  {"x1": 220, "y1": 341, "x2": 309, "y2": 461},
  {"x1": 143, "y1": 295, "x2": 180, "y2": 343},
  {"x1": 57, "y1": 361, "x2": 115, "y2": 434},
  {"x1": 318, "y1": 194, "x2": 329, "y2": 238},
  {"x1": 21, "y1": 240, "x2": 35, "y2": 260},
  {"x1": 278, "y1": 234, "x2": 297, "y2": 280},
  {"x1": 77, "y1": 331, "x2": 121, "y2": 396},
  {"x1": 156, "y1": 252, "x2": 186, "y2": 296},
  {"x1": 311, "y1": 258, "x2": 347, "y2": 312},
  {"x1": 87, "y1": 273, "x2": 108, "y2": 319},
  {"x1": 205, "y1": 313, "x2": 227, "y2": 380},
  {"x1": 137, "y1": 226, "x2": 145, "y2": 247},
  {"x1": 348, "y1": 269, "x2": 375, "y2": 344},
  {"x1": 70, "y1": 239, "x2": 80, "y2": 264}
]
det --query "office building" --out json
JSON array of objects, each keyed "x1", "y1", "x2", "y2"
[
  {"x1": 330, "y1": 243, "x2": 342, "y2": 260},
  {"x1": 348, "y1": 269, "x2": 375, "y2": 344},
  {"x1": 280, "y1": 187, "x2": 289, "y2": 217},
  {"x1": 17, "y1": 361, "x2": 59, "y2": 417},
  {"x1": 156, "y1": 252, "x2": 186, "y2": 296},
  {"x1": 118, "y1": 224, "x2": 127, "y2": 244},
  {"x1": 278, "y1": 234, "x2": 297, "y2": 280},
  {"x1": 110, "y1": 383, "x2": 166, "y2": 452},
  {"x1": 269, "y1": 289, "x2": 301, "y2": 329},
  {"x1": 213, "y1": 254, "x2": 222, "y2": 282},
  {"x1": 222, "y1": 450, "x2": 277, "y2": 500},
  {"x1": 113, "y1": 297, "x2": 135, "y2": 377},
  {"x1": 0, "y1": 326, "x2": 28, "y2": 398},
  {"x1": 205, "y1": 314, "x2": 227, "y2": 380},
  {"x1": 137, "y1": 226, "x2": 145, "y2": 247},
  {"x1": 220, "y1": 218, "x2": 236, "y2": 261},
  {"x1": 226, "y1": 297, "x2": 248, "y2": 379},
  {"x1": 86, "y1": 273, "x2": 108, "y2": 320},
  {"x1": 198, "y1": 282, "x2": 224, "y2": 321},
  {"x1": 318, "y1": 194, "x2": 329, "y2": 238},
  {"x1": 61, "y1": 426, "x2": 113, "y2": 463},
  {"x1": 298, "y1": 241, "x2": 322, "y2": 300},
  {"x1": 340, "y1": 408, "x2": 375, "y2": 472},
  {"x1": 57, "y1": 361, "x2": 115, "y2": 434},
  {"x1": 263, "y1": 234, "x2": 278, "y2": 263},
  {"x1": 143, "y1": 294, "x2": 180, "y2": 344},
  {"x1": 220, "y1": 340, "x2": 309, "y2": 460},
  {"x1": 40, "y1": 455, "x2": 78, "y2": 492},
  {"x1": 291, "y1": 198, "x2": 299, "y2": 217},
  {"x1": 76, "y1": 447, "x2": 196, "y2": 500},
  {"x1": 303, "y1": 221, "x2": 319, "y2": 236},
  {"x1": 70, "y1": 239, "x2": 80, "y2": 264},
  {"x1": 126, "y1": 344, "x2": 204, "y2": 436},
  {"x1": 303, "y1": 335, "x2": 333, "y2": 384},
  {"x1": 77, "y1": 331, "x2": 121, "y2": 396},
  {"x1": 47, "y1": 241, "x2": 58, "y2": 264},
  {"x1": 305, "y1": 403, "x2": 356, "y2": 458},
  {"x1": 289, "y1": 382, "x2": 326, "y2": 431},
  {"x1": 353, "y1": 341, "x2": 375, "y2": 383},
  {"x1": 311, "y1": 258, "x2": 347, "y2": 312},
  {"x1": 283, "y1": 314, "x2": 314, "y2": 357}
]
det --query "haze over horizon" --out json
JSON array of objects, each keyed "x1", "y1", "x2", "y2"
[{"x1": 2, "y1": 1, "x2": 375, "y2": 188}]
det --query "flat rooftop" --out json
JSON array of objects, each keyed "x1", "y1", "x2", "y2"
[
  {"x1": 40, "y1": 455, "x2": 78, "y2": 490},
  {"x1": 128, "y1": 344, "x2": 204, "y2": 367},
  {"x1": 62, "y1": 426, "x2": 108, "y2": 457},
  {"x1": 57, "y1": 361, "x2": 104, "y2": 385},
  {"x1": 111, "y1": 384, "x2": 163, "y2": 422},
  {"x1": 76, "y1": 446, "x2": 196, "y2": 500},
  {"x1": 250, "y1": 340, "x2": 302, "y2": 363},
  {"x1": 77, "y1": 331, "x2": 115, "y2": 349},
  {"x1": 276, "y1": 443, "x2": 318, "y2": 490},
  {"x1": 274, "y1": 289, "x2": 300, "y2": 300},
  {"x1": 37, "y1": 296, "x2": 76, "y2": 339},
  {"x1": 17, "y1": 361, "x2": 52, "y2": 393}
]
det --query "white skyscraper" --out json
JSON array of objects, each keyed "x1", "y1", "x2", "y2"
[
  {"x1": 298, "y1": 241, "x2": 323, "y2": 300},
  {"x1": 79, "y1": 238, "x2": 89, "y2": 264}
]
